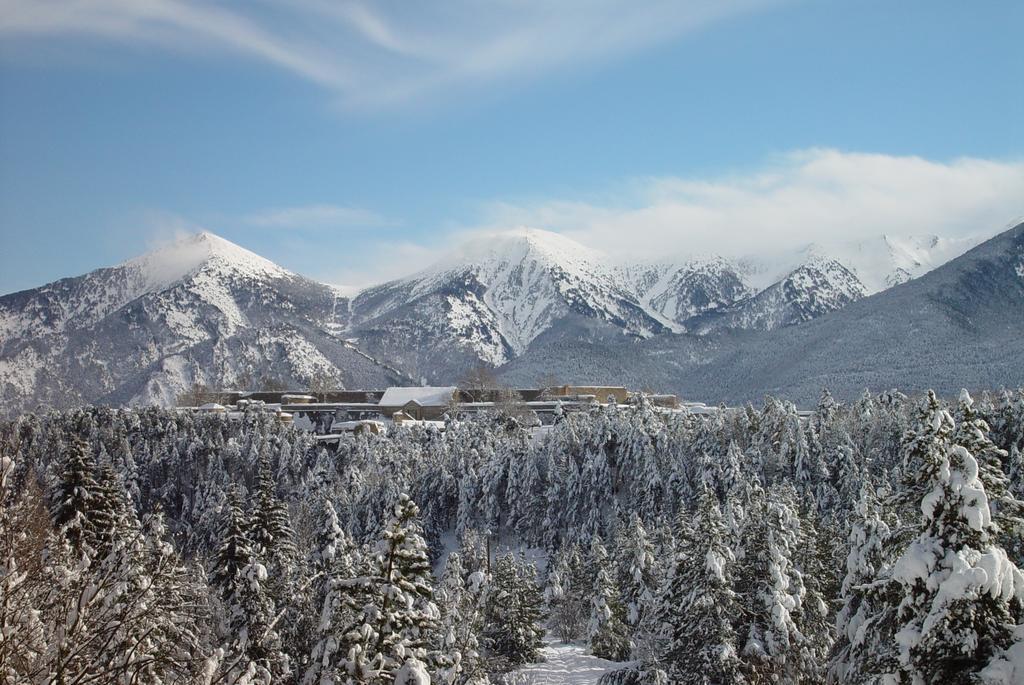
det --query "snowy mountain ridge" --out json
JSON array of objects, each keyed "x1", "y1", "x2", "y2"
[
  {"x1": 0, "y1": 232, "x2": 407, "y2": 413},
  {"x1": 341, "y1": 227, "x2": 985, "y2": 375},
  {"x1": 0, "y1": 225, "x2": 994, "y2": 409}
]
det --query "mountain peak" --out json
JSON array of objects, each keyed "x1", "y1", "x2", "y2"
[
  {"x1": 122, "y1": 231, "x2": 289, "y2": 294},
  {"x1": 447, "y1": 227, "x2": 605, "y2": 271}
]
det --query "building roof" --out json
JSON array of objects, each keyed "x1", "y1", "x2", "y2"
[{"x1": 379, "y1": 386, "x2": 457, "y2": 407}]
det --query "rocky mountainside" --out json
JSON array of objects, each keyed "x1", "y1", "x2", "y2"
[
  {"x1": 343, "y1": 228, "x2": 984, "y2": 381},
  {"x1": 500, "y1": 222, "x2": 1024, "y2": 404},
  {"x1": 0, "y1": 232, "x2": 407, "y2": 412},
  {"x1": 346, "y1": 229, "x2": 671, "y2": 381},
  {"x1": 0, "y1": 225, "x2": 997, "y2": 412}
]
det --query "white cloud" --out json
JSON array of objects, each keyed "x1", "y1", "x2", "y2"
[
  {"x1": 322, "y1": 239, "x2": 447, "y2": 289},
  {"x1": 134, "y1": 150, "x2": 1024, "y2": 289},
  {"x1": 462, "y1": 149, "x2": 1024, "y2": 261},
  {"x1": 244, "y1": 204, "x2": 393, "y2": 229},
  {"x1": 0, "y1": 0, "x2": 779, "y2": 108}
]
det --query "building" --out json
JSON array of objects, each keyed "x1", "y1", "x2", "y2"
[
  {"x1": 649, "y1": 394, "x2": 680, "y2": 409},
  {"x1": 378, "y1": 386, "x2": 458, "y2": 421},
  {"x1": 544, "y1": 384, "x2": 629, "y2": 404}
]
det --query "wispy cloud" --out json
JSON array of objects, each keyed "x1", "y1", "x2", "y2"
[
  {"x1": 463, "y1": 149, "x2": 1024, "y2": 261},
  {"x1": 0, "y1": 0, "x2": 780, "y2": 108},
  {"x1": 244, "y1": 204, "x2": 394, "y2": 230},
  {"x1": 134, "y1": 150, "x2": 1024, "y2": 289}
]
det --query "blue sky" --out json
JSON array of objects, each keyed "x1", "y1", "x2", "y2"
[{"x1": 1, "y1": 0, "x2": 1022, "y2": 293}]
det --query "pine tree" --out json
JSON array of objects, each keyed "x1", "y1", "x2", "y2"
[
  {"x1": 661, "y1": 487, "x2": 744, "y2": 684},
  {"x1": 734, "y1": 485, "x2": 808, "y2": 683},
  {"x1": 136, "y1": 508, "x2": 208, "y2": 682},
  {"x1": 855, "y1": 391, "x2": 1024, "y2": 684},
  {"x1": 482, "y1": 552, "x2": 545, "y2": 669},
  {"x1": 212, "y1": 486, "x2": 252, "y2": 602},
  {"x1": 304, "y1": 497, "x2": 360, "y2": 685},
  {"x1": 954, "y1": 389, "x2": 1024, "y2": 564},
  {"x1": 336, "y1": 493, "x2": 443, "y2": 683},
  {"x1": 50, "y1": 436, "x2": 97, "y2": 554},
  {"x1": 613, "y1": 512, "x2": 658, "y2": 634},
  {"x1": 435, "y1": 552, "x2": 489, "y2": 684},
  {"x1": 828, "y1": 481, "x2": 892, "y2": 684},
  {"x1": 226, "y1": 560, "x2": 290, "y2": 682},
  {"x1": 547, "y1": 543, "x2": 589, "y2": 643},
  {"x1": 91, "y1": 459, "x2": 137, "y2": 558},
  {"x1": 250, "y1": 450, "x2": 297, "y2": 566},
  {"x1": 588, "y1": 536, "x2": 631, "y2": 661},
  {"x1": 0, "y1": 454, "x2": 49, "y2": 682}
]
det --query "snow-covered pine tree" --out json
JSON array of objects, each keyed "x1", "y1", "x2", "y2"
[
  {"x1": 225, "y1": 560, "x2": 290, "y2": 682},
  {"x1": 791, "y1": 507, "x2": 836, "y2": 681},
  {"x1": 827, "y1": 481, "x2": 892, "y2": 684},
  {"x1": 250, "y1": 450, "x2": 297, "y2": 566},
  {"x1": 482, "y1": 552, "x2": 545, "y2": 670},
  {"x1": 547, "y1": 542, "x2": 589, "y2": 643},
  {"x1": 588, "y1": 535, "x2": 631, "y2": 661},
  {"x1": 0, "y1": 453, "x2": 49, "y2": 681},
  {"x1": 211, "y1": 485, "x2": 253, "y2": 602},
  {"x1": 660, "y1": 486, "x2": 744, "y2": 684},
  {"x1": 612, "y1": 512, "x2": 658, "y2": 637},
  {"x1": 303, "y1": 497, "x2": 361, "y2": 685},
  {"x1": 855, "y1": 391, "x2": 1024, "y2": 684},
  {"x1": 49, "y1": 436, "x2": 97, "y2": 554},
  {"x1": 337, "y1": 493, "x2": 443, "y2": 683},
  {"x1": 734, "y1": 485, "x2": 808, "y2": 683},
  {"x1": 954, "y1": 389, "x2": 1024, "y2": 564},
  {"x1": 136, "y1": 507, "x2": 208, "y2": 682},
  {"x1": 91, "y1": 459, "x2": 138, "y2": 558},
  {"x1": 435, "y1": 551, "x2": 489, "y2": 684}
]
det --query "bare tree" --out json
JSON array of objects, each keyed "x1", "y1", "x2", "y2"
[
  {"x1": 176, "y1": 382, "x2": 211, "y2": 407},
  {"x1": 258, "y1": 375, "x2": 289, "y2": 392},
  {"x1": 534, "y1": 372, "x2": 562, "y2": 395},
  {"x1": 307, "y1": 370, "x2": 341, "y2": 402},
  {"x1": 460, "y1": 364, "x2": 499, "y2": 402}
]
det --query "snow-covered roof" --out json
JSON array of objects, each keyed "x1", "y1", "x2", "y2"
[{"x1": 379, "y1": 386, "x2": 457, "y2": 407}]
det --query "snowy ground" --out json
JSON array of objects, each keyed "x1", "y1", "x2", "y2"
[{"x1": 509, "y1": 640, "x2": 624, "y2": 684}]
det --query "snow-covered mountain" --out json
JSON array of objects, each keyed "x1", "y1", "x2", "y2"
[
  {"x1": 690, "y1": 255, "x2": 867, "y2": 333},
  {"x1": 342, "y1": 228, "x2": 988, "y2": 380},
  {"x1": 346, "y1": 229, "x2": 671, "y2": 381},
  {"x1": 621, "y1": 257, "x2": 754, "y2": 331},
  {"x1": 499, "y1": 221, "x2": 1024, "y2": 404},
  {"x1": 0, "y1": 226, "x2": 990, "y2": 410},
  {"x1": 0, "y1": 232, "x2": 407, "y2": 413}
]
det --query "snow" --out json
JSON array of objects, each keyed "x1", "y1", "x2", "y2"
[
  {"x1": 793, "y1": 233, "x2": 983, "y2": 294},
  {"x1": 122, "y1": 231, "x2": 290, "y2": 296},
  {"x1": 982, "y1": 626, "x2": 1024, "y2": 684},
  {"x1": 509, "y1": 639, "x2": 625, "y2": 685},
  {"x1": 394, "y1": 657, "x2": 431, "y2": 684},
  {"x1": 379, "y1": 386, "x2": 457, "y2": 407}
]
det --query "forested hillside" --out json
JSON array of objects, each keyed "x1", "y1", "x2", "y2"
[{"x1": 2, "y1": 390, "x2": 1024, "y2": 683}]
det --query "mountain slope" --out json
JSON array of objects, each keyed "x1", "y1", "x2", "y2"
[
  {"x1": 690, "y1": 255, "x2": 868, "y2": 333},
  {"x1": 692, "y1": 221, "x2": 1024, "y2": 402},
  {"x1": 499, "y1": 222, "x2": 1024, "y2": 404},
  {"x1": 0, "y1": 233, "x2": 406, "y2": 412},
  {"x1": 347, "y1": 229, "x2": 671, "y2": 381},
  {"x1": 0, "y1": 224, "x2": 1001, "y2": 412}
]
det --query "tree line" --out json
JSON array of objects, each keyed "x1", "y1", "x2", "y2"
[{"x1": 1, "y1": 387, "x2": 1023, "y2": 683}]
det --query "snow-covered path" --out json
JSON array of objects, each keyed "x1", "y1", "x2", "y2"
[{"x1": 510, "y1": 641, "x2": 623, "y2": 684}]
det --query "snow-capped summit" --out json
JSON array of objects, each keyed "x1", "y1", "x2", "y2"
[
  {"x1": 0, "y1": 224, "x2": 1002, "y2": 411},
  {"x1": 790, "y1": 233, "x2": 985, "y2": 294},
  {"x1": 439, "y1": 227, "x2": 607, "y2": 273},
  {"x1": 348, "y1": 227, "x2": 667, "y2": 379},
  {"x1": 0, "y1": 231, "x2": 404, "y2": 413},
  {"x1": 121, "y1": 231, "x2": 292, "y2": 297}
]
